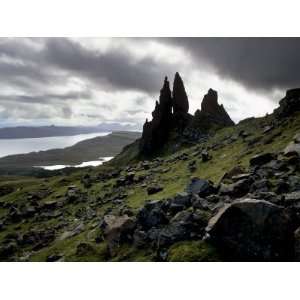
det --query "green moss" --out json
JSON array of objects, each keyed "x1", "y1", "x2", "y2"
[
  {"x1": 110, "y1": 244, "x2": 154, "y2": 262},
  {"x1": 167, "y1": 240, "x2": 221, "y2": 262}
]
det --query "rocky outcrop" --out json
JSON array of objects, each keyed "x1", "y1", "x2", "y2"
[
  {"x1": 194, "y1": 89, "x2": 234, "y2": 128},
  {"x1": 275, "y1": 88, "x2": 300, "y2": 118},
  {"x1": 140, "y1": 74, "x2": 234, "y2": 155},
  {"x1": 185, "y1": 88, "x2": 234, "y2": 141}
]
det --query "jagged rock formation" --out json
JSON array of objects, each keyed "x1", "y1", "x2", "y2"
[
  {"x1": 140, "y1": 73, "x2": 234, "y2": 155},
  {"x1": 195, "y1": 88, "x2": 234, "y2": 128},
  {"x1": 140, "y1": 77, "x2": 173, "y2": 154},
  {"x1": 173, "y1": 72, "x2": 189, "y2": 114}
]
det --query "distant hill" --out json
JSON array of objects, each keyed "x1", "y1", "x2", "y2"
[
  {"x1": 0, "y1": 131, "x2": 141, "y2": 168},
  {"x1": 0, "y1": 123, "x2": 139, "y2": 139}
]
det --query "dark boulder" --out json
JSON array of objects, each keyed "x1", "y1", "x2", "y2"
[
  {"x1": 137, "y1": 201, "x2": 168, "y2": 230},
  {"x1": 185, "y1": 177, "x2": 216, "y2": 197},
  {"x1": 250, "y1": 179, "x2": 272, "y2": 193},
  {"x1": 219, "y1": 178, "x2": 252, "y2": 198},
  {"x1": 147, "y1": 185, "x2": 163, "y2": 195},
  {"x1": 250, "y1": 153, "x2": 276, "y2": 167},
  {"x1": 221, "y1": 165, "x2": 246, "y2": 182},
  {"x1": 206, "y1": 199, "x2": 296, "y2": 261},
  {"x1": 157, "y1": 209, "x2": 209, "y2": 248}
]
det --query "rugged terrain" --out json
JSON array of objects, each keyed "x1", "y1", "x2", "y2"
[{"x1": 1, "y1": 75, "x2": 300, "y2": 261}]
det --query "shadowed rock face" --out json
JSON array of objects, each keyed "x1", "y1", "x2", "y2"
[
  {"x1": 200, "y1": 88, "x2": 234, "y2": 127},
  {"x1": 173, "y1": 72, "x2": 189, "y2": 114},
  {"x1": 140, "y1": 77, "x2": 173, "y2": 154},
  {"x1": 275, "y1": 88, "x2": 300, "y2": 118}
]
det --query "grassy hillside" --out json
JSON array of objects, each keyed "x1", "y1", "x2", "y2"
[{"x1": 0, "y1": 109, "x2": 299, "y2": 261}]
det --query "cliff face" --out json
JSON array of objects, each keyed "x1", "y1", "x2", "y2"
[{"x1": 139, "y1": 73, "x2": 234, "y2": 155}]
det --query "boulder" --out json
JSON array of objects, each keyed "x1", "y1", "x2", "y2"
[
  {"x1": 284, "y1": 135, "x2": 300, "y2": 156},
  {"x1": 137, "y1": 201, "x2": 168, "y2": 230},
  {"x1": 185, "y1": 177, "x2": 215, "y2": 197},
  {"x1": 249, "y1": 153, "x2": 275, "y2": 166},
  {"x1": 157, "y1": 209, "x2": 208, "y2": 248},
  {"x1": 250, "y1": 179, "x2": 272, "y2": 193},
  {"x1": 101, "y1": 214, "x2": 136, "y2": 255},
  {"x1": 167, "y1": 192, "x2": 191, "y2": 215},
  {"x1": 221, "y1": 165, "x2": 246, "y2": 181},
  {"x1": 206, "y1": 199, "x2": 296, "y2": 261},
  {"x1": 219, "y1": 179, "x2": 251, "y2": 198},
  {"x1": 147, "y1": 185, "x2": 163, "y2": 195}
]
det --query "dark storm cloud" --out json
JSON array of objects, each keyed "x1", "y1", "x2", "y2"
[
  {"x1": 0, "y1": 38, "x2": 174, "y2": 98},
  {"x1": 42, "y1": 38, "x2": 172, "y2": 94},
  {"x1": 163, "y1": 37, "x2": 300, "y2": 93}
]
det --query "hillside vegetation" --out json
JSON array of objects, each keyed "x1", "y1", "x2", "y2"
[
  {"x1": 1, "y1": 74, "x2": 300, "y2": 262},
  {"x1": 0, "y1": 107, "x2": 299, "y2": 261}
]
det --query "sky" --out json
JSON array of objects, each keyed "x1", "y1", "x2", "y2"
[{"x1": 0, "y1": 37, "x2": 299, "y2": 129}]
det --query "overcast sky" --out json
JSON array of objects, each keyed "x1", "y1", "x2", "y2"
[{"x1": 0, "y1": 37, "x2": 299, "y2": 128}]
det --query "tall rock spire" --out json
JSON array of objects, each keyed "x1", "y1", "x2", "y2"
[
  {"x1": 159, "y1": 76, "x2": 172, "y2": 116},
  {"x1": 140, "y1": 76, "x2": 173, "y2": 155},
  {"x1": 172, "y1": 72, "x2": 189, "y2": 114}
]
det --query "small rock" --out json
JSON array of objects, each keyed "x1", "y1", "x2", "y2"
[
  {"x1": 201, "y1": 150, "x2": 211, "y2": 162},
  {"x1": 147, "y1": 185, "x2": 163, "y2": 195}
]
